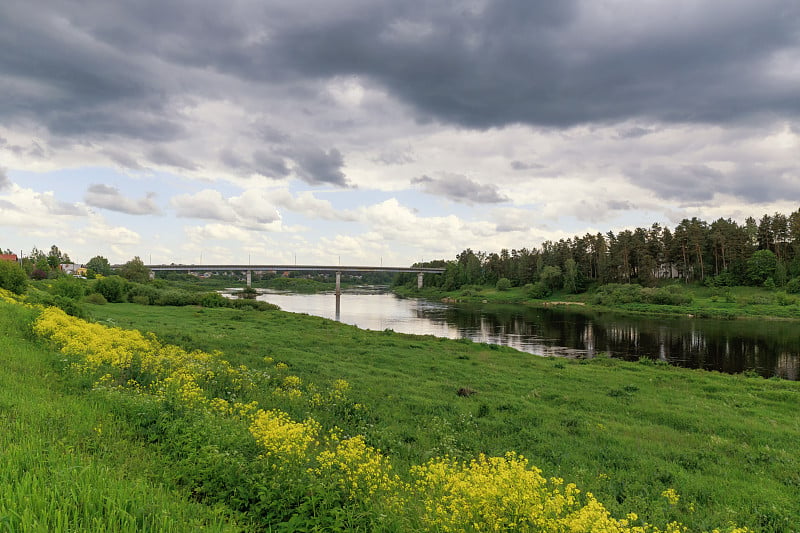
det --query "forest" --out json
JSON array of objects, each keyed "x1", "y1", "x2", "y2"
[{"x1": 401, "y1": 210, "x2": 800, "y2": 294}]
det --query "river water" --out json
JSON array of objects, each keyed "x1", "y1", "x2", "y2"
[{"x1": 242, "y1": 287, "x2": 800, "y2": 380}]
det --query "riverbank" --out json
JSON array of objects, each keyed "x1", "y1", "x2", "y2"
[
  {"x1": 80, "y1": 300, "x2": 799, "y2": 530},
  {"x1": 394, "y1": 283, "x2": 800, "y2": 320}
]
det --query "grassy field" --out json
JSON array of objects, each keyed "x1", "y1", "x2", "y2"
[
  {"x1": 396, "y1": 283, "x2": 800, "y2": 320},
  {"x1": 0, "y1": 300, "x2": 239, "y2": 531},
  {"x1": 85, "y1": 301, "x2": 800, "y2": 531}
]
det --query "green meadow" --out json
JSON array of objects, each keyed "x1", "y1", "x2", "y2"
[
  {"x1": 92, "y1": 302, "x2": 800, "y2": 531},
  {"x1": 3, "y1": 291, "x2": 800, "y2": 531}
]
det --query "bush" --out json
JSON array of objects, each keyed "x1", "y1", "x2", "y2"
[
  {"x1": 527, "y1": 281, "x2": 551, "y2": 299},
  {"x1": 84, "y1": 292, "x2": 108, "y2": 305},
  {"x1": 495, "y1": 278, "x2": 512, "y2": 291},
  {"x1": 640, "y1": 285, "x2": 693, "y2": 305},
  {"x1": 786, "y1": 277, "x2": 800, "y2": 294},
  {"x1": 51, "y1": 277, "x2": 85, "y2": 300},
  {"x1": 52, "y1": 295, "x2": 88, "y2": 318},
  {"x1": 0, "y1": 260, "x2": 27, "y2": 294},
  {"x1": 591, "y1": 284, "x2": 643, "y2": 305},
  {"x1": 131, "y1": 295, "x2": 151, "y2": 305},
  {"x1": 127, "y1": 282, "x2": 159, "y2": 305},
  {"x1": 198, "y1": 292, "x2": 228, "y2": 308},
  {"x1": 30, "y1": 268, "x2": 49, "y2": 281},
  {"x1": 92, "y1": 275, "x2": 127, "y2": 303},
  {"x1": 155, "y1": 289, "x2": 193, "y2": 306}
]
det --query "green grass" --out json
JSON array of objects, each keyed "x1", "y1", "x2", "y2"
[
  {"x1": 92, "y1": 302, "x2": 800, "y2": 531},
  {"x1": 398, "y1": 283, "x2": 800, "y2": 320},
  {"x1": 0, "y1": 302, "x2": 239, "y2": 532}
]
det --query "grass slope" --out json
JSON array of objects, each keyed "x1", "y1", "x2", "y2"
[
  {"x1": 0, "y1": 302, "x2": 239, "y2": 532},
  {"x1": 93, "y1": 302, "x2": 800, "y2": 531}
]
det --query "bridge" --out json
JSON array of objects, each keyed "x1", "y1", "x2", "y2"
[{"x1": 144, "y1": 264, "x2": 445, "y2": 293}]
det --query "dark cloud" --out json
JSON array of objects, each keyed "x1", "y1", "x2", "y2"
[
  {"x1": 1, "y1": 0, "x2": 797, "y2": 152},
  {"x1": 264, "y1": 0, "x2": 800, "y2": 128},
  {"x1": 0, "y1": 168, "x2": 9, "y2": 190},
  {"x1": 102, "y1": 149, "x2": 145, "y2": 170},
  {"x1": 291, "y1": 147, "x2": 349, "y2": 187},
  {"x1": 628, "y1": 163, "x2": 800, "y2": 203},
  {"x1": 148, "y1": 147, "x2": 199, "y2": 171},
  {"x1": 617, "y1": 127, "x2": 655, "y2": 139},
  {"x1": 252, "y1": 150, "x2": 291, "y2": 179},
  {"x1": 412, "y1": 174, "x2": 508, "y2": 204},
  {"x1": 219, "y1": 148, "x2": 291, "y2": 179},
  {"x1": 85, "y1": 184, "x2": 161, "y2": 215}
]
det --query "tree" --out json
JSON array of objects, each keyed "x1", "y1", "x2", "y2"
[
  {"x1": 746, "y1": 250, "x2": 778, "y2": 286},
  {"x1": 563, "y1": 258, "x2": 579, "y2": 293},
  {"x1": 86, "y1": 255, "x2": 113, "y2": 277},
  {"x1": 539, "y1": 265, "x2": 562, "y2": 292},
  {"x1": 0, "y1": 259, "x2": 27, "y2": 294},
  {"x1": 118, "y1": 256, "x2": 151, "y2": 284},
  {"x1": 46, "y1": 244, "x2": 71, "y2": 270},
  {"x1": 92, "y1": 275, "x2": 127, "y2": 302}
]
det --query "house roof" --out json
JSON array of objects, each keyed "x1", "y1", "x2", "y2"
[{"x1": 0, "y1": 254, "x2": 18, "y2": 262}]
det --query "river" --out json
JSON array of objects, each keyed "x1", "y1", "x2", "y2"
[{"x1": 237, "y1": 287, "x2": 800, "y2": 380}]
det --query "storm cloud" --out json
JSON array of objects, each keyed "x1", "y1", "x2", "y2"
[
  {"x1": 413, "y1": 174, "x2": 508, "y2": 204},
  {"x1": 1, "y1": 0, "x2": 797, "y2": 148}
]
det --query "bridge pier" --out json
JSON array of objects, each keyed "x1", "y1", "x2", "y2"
[
  {"x1": 246, "y1": 270, "x2": 252, "y2": 287},
  {"x1": 335, "y1": 271, "x2": 341, "y2": 295},
  {"x1": 417, "y1": 272, "x2": 424, "y2": 289}
]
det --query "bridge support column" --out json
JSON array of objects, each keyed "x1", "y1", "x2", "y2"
[
  {"x1": 149, "y1": 270, "x2": 155, "y2": 280},
  {"x1": 246, "y1": 270, "x2": 252, "y2": 287},
  {"x1": 335, "y1": 271, "x2": 341, "y2": 295},
  {"x1": 417, "y1": 272, "x2": 424, "y2": 289}
]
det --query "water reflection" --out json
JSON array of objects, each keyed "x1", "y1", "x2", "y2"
[{"x1": 240, "y1": 288, "x2": 800, "y2": 380}]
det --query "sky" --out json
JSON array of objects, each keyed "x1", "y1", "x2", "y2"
[{"x1": 1, "y1": 0, "x2": 799, "y2": 266}]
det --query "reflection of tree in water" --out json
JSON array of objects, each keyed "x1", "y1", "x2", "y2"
[{"x1": 426, "y1": 303, "x2": 800, "y2": 379}]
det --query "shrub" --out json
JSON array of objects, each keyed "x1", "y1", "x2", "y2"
[
  {"x1": 131, "y1": 295, "x2": 151, "y2": 305},
  {"x1": 591, "y1": 284, "x2": 643, "y2": 305},
  {"x1": 640, "y1": 285, "x2": 693, "y2": 305},
  {"x1": 198, "y1": 292, "x2": 228, "y2": 308},
  {"x1": 92, "y1": 275, "x2": 127, "y2": 303},
  {"x1": 527, "y1": 281, "x2": 551, "y2": 299},
  {"x1": 495, "y1": 278, "x2": 512, "y2": 291},
  {"x1": 30, "y1": 268, "x2": 49, "y2": 281},
  {"x1": 127, "y1": 282, "x2": 159, "y2": 305},
  {"x1": 52, "y1": 295, "x2": 88, "y2": 318},
  {"x1": 0, "y1": 259, "x2": 27, "y2": 294},
  {"x1": 786, "y1": 277, "x2": 800, "y2": 294},
  {"x1": 51, "y1": 277, "x2": 85, "y2": 300},
  {"x1": 155, "y1": 289, "x2": 193, "y2": 306},
  {"x1": 84, "y1": 292, "x2": 108, "y2": 305}
]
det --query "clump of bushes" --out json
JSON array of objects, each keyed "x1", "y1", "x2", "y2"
[
  {"x1": 84, "y1": 293, "x2": 108, "y2": 305},
  {"x1": 0, "y1": 260, "x2": 27, "y2": 295},
  {"x1": 592, "y1": 283, "x2": 692, "y2": 306},
  {"x1": 526, "y1": 282, "x2": 551, "y2": 299},
  {"x1": 495, "y1": 278, "x2": 512, "y2": 291},
  {"x1": 785, "y1": 277, "x2": 800, "y2": 294}
]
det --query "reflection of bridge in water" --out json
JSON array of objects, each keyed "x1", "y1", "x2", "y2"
[{"x1": 144, "y1": 264, "x2": 445, "y2": 293}]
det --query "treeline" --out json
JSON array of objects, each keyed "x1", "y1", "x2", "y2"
[{"x1": 398, "y1": 210, "x2": 800, "y2": 294}]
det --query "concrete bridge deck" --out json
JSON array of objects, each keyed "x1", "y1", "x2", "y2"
[{"x1": 143, "y1": 264, "x2": 445, "y2": 291}]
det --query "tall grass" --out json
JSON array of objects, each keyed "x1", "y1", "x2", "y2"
[{"x1": 0, "y1": 300, "x2": 238, "y2": 532}]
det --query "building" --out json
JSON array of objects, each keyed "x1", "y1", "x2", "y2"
[
  {"x1": 59, "y1": 263, "x2": 88, "y2": 277},
  {"x1": 0, "y1": 254, "x2": 18, "y2": 263}
]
